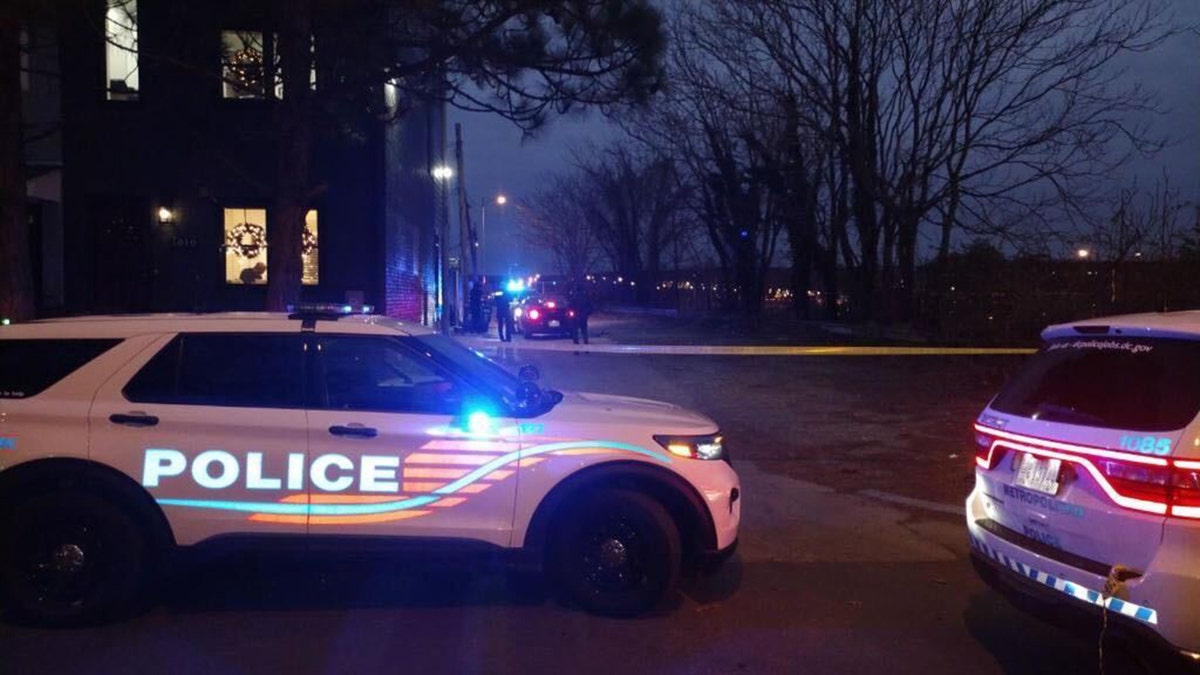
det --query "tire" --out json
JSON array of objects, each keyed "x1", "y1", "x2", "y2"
[
  {"x1": 548, "y1": 488, "x2": 681, "y2": 617},
  {"x1": 0, "y1": 489, "x2": 152, "y2": 627}
]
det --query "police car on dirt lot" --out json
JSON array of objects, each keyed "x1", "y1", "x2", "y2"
[
  {"x1": 968, "y1": 311, "x2": 1200, "y2": 667},
  {"x1": 0, "y1": 306, "x2": 740, "y2": 626}
]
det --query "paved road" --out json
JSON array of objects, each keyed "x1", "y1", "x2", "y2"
[{"x1": 0, "y1": 346, "x2": 1156, "y2": 674}]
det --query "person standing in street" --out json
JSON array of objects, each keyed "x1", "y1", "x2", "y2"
[
  {"x1": 569, "y1": 284, "x2": 593, "y2": 345},
  {"x1": 494, "y1": 289, "x2": 513, "y2": 342}
]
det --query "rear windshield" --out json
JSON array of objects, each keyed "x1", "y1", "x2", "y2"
[
  {"x1": 991, "y1": 336, "x2": 1200, "y2": 432},
  {"x1": 0, "y1": 338, "x2": 122, "y2": 398}
]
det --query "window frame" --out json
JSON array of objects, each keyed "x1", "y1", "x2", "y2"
[
  {"x1": 310, "y1": 334, "x2": 489, "y2": 416},
  {"x1": 222, "y1": 206, "x2": 319, "y2": 286},
  {"x1": 104, "y1": 0, "x2": 140, "y2": 101},
  {"x1": 0, "y1": 339, "x2": 123, "y2": 399},
  {"x1": 991, "y1": 336, "x2": 1200, "y2": 432},
  {"x1": 218, "y1": 29, "x2": 280, "y2": 101},
  {"x1": 122, "y1": 332, "x2": 309, "y2": 410}
]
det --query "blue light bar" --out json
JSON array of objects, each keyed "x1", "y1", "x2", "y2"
[{"x1": 286, "y1": 303, "x2": 374, "y2": 315}]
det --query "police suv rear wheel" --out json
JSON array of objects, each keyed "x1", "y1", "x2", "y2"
[
  {"x1": 549, "y1": 488, "x2": 681, "y2": 616},
  {"x1": 0, "y1": 490, "x2": 150, "y2": 627}
]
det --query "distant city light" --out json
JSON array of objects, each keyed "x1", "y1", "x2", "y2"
[
  {"x1": 1076, "y1": 248, "x2": 1090, "y2": 259},
  {"x1": 157, "y1": 207, "x2": 175, "y2": 223},
  {"x1": 496, "y1": 194, "x2": 507, "y2": 205},
  {"x1": 432, "y1": 166, "x2": 453, "y2": 180}
]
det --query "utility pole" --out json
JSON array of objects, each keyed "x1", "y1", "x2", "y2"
[{"x1": 453, "y1": 123, "x2": 476, "y2": 328}]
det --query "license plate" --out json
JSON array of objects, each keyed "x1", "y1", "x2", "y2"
[
  {"x1": 1014, "y1": 453, "x2": 1062, "y2": 495},
  {"x1": 549, "y1": 320, "x2": 560, "y2": 328}
]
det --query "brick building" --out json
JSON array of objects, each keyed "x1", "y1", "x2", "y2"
[{"x1": 34, "y1": 0, "x2": 445, "y2": 323}]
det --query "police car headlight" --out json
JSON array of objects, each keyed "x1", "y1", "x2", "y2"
[{"x1": 654, "y1": 434, "x2": 725, "y2": 461}]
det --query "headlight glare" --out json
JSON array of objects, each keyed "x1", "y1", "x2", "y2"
[{"x1": 655, "y1": 434, "x2": 724, "y2": 461}]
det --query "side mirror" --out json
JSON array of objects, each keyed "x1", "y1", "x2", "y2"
[
  {"x1": 515, "y1": 380, "x2": 541, "y2": 409},
  {"x1": 518, "y1": 364, "x2": 541, "y2": 382}
]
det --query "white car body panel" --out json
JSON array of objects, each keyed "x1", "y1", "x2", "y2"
[
  {"x1": 0, "y1": 313, "x2": 739, "y2": 559},
  {"x1": 969, "y1": 311, "x2": 1200, "y2": 654}
]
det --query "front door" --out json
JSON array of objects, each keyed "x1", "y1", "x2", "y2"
[
  {"x1": 91, "y1": 197, "x2": 154, "y2": 313},
  {"x1": 306, "y1": 333, "x2": 518, "y2": 544}
]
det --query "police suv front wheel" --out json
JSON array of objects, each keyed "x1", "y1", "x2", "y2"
[
  {"x1": 549, "y1": 488, "x2": 681, "y2": 617},
  {"x1": 0, "y1": 490, "x2": 152, "y2": 627}
]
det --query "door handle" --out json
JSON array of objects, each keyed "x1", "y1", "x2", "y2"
[
  {"x1": 329, "y1": 425, "x2": 378, "y2": 438},
  {"x1": 110, "y1": 413, "x2": 159, "y2": 427}
]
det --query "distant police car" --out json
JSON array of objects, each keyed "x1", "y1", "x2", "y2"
[
  {"x1": 968, "y1": 312, "x2": 1200, "y2": 664},
  {"x1": 0, "y1": 306, "x2": 739, "y2": 625}
]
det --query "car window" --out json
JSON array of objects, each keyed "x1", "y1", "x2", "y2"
[
  {"x1": 0, "y1": 339, "x2": 122, "y2": 399},
  {"x1": 991, "y1": 336, "x2": 1200, "y2": 432},
  {"x1": 407, "y1": 334, "x2": 519, "y2": 404},
  {"x1": 317, "y1": 336, "x2": 462, "y2": 414},
  {"x1": 124, "y1": 333, "x2": 305, "y2": 408}
]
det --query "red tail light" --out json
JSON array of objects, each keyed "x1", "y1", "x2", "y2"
[
  {"x1": 975, "y1": 432, "x2": 1003, "y2": 469},
  {"x1": 974, "y1": 424, "x2": 1200, "y2": 518},
  {"x1": 528, "y1": 309, "x2": 541, "y2": 320},
  {"x1": 1172, "y1": 461, "x2": 1200, "y2": 517}
]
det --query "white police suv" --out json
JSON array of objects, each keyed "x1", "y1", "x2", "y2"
[
  {"x1": 968, "y1": 312, "x2": 1200, "y2": 665},
  {"x1": 0, "y1": 306, "x2": 740, "y2": 625}
]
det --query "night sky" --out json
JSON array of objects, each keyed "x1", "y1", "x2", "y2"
[{"x1": 450, "y1": 0, "x2": 1199, "y2": 275}]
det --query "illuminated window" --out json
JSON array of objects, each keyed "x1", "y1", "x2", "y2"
[
  {"x1": 224, "y1": 208, "x2": 268, "y2": 284},
  {"x1": 223, "y1": 208, "x2": 319, "y2": 285},
  {"x1": 220, "y1": 31, "x2": 280, "y2": 99},
  {"x1": 302, "y1": 209, "x2": 318, "y2": 285},
  {"x1": 105, "y1": 0, "x2": 139, "y2": 100}
]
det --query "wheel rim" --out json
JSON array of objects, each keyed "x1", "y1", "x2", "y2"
[
  {"x1": 18, "y1": 514, "x2": 106, "y2": 609},
  {"x1": 579, "y1": 516, "x2": 647, "y2": 593}
]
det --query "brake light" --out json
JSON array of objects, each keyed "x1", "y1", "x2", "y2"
[
  {"x1": 1172, "y1": 461, "x2": 1200, "y2": 517},
  {"x1": 1096, "y1": 458, "x2": 1172, "y2": 504},
  {"x1": 975, "y1": 424, "x2": 1200, "y2": 519},
  {"x1": 528, "y1": 309, "x2": 541, "y2": 320},
  {"x1": 975, "y1": 432, "x2": 1003, "y2": 469}
]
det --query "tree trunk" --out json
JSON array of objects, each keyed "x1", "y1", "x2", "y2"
[
  {"x1": 266, "y1": 7, "x2": 312, "y2": 312},
  {"x1": 0, "y1": 9, "x2": 33, "y2": 321}
]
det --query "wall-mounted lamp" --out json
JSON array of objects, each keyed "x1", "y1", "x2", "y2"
[{"x1": 157, "y1": 207, "x2": 175, "y2": 224}]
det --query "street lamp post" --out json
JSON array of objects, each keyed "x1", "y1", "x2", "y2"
[
  {"x1": 432, "y1": 165, "x2": 454, "y2": 334},
  {"x1": 479, "y1": 193, "x2": 506, "y2": 278}
]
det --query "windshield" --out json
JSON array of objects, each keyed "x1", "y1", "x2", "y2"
[{"x1": 991, "y1": 336, "x2": 1200, "y2": 432}]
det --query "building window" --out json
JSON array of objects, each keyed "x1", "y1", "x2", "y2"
[
  {"x1": 220, "y1": 31, "x2": 280, "y2": 100},
  {"x1": 105, "y1": 0, "x2": 139, "y2": 100},
  {"x1": 302, "y1": 209, "x2": 319, "y2": 286},
  {"x1": 225, "y1": 208, "x2": 268, "y2": 284},
  {"x1": 223, "y1": 208, "x2": 319, "y2": 285}
]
